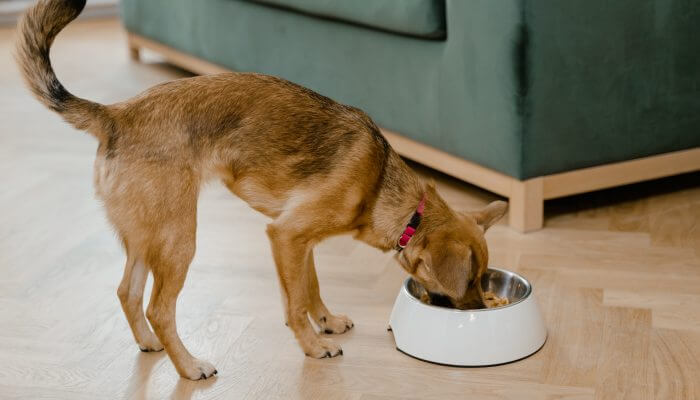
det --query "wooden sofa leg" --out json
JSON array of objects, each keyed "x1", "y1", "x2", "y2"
[
  {"x1": 509, "y1": 178, "x2": 544, "y2": 232},
  {"x1": 128, "y1": 37, "x2": 140, "y2": 61},
  {"x1": 129, "y1": 46, "x2": 140, "y2": 61}
]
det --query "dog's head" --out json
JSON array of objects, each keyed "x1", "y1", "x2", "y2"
[{"x1": 395, "y1": 198, "x2": 507, "y2": 309}]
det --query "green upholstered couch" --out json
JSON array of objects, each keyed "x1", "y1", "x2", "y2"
[{"x1": 120, "y1": 0, "x2": 700, "y2": 231}]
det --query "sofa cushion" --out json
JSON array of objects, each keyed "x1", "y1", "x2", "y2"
[{"x1": 244, "y1": 0, "x2": 446, "y2": 39}]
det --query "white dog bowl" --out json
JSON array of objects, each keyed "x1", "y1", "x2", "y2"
[{"x1": 388, "y1": 268, "x2": 546, "y2": 366}]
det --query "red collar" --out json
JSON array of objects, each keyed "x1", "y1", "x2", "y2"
[{"x1": 396, "y1": 194, "x2": 426, "y2": 251}]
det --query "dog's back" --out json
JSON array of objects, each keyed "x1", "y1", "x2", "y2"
[{"x1": 107, "y1": 73, "x2": 386, "y2": 187}]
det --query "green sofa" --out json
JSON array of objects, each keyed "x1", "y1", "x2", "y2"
[{"x1": 120, "y1": 0, "x2": 700, "y2": 231}]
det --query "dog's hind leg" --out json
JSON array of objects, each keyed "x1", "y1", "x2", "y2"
[
  {"x1": 117, "y1": 249, "x2": 163, "y2": 352},
  {"x1": 144, "y1": 220, "x2": 217, "y2": 380},
  {"x1": 107, "y1": 166, "x2": 215, "y2": 380},
  {"x1": 306, "y1": 250, "x2": 354, "y2": 334}
]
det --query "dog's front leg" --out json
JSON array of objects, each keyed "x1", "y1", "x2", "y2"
[
  {"x1": 306, "y1": 250, "x2": 354, "y2": 334},
  {"x1": 266, "y1": 224, "x2": 343, "y2": 358}
]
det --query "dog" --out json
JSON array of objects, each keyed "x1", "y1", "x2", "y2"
[{"x1": 16, "y1": 0, "x2": 508, "y2": 380}]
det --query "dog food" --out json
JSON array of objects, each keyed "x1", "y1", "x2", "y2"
[
  {"x1": 483, "y1": 291, "x2": 510, "y2": 308},
  {"x1": 417, "y1": 288, "x2": 509, "y2": 309}
]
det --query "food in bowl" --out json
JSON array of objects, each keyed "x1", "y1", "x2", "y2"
[
  {"x1": 409, "y1": 277, "x2": 510, "y2": 309},
  {"x1": 483, "y1": 290, "x2": 510, "y2": 307}
]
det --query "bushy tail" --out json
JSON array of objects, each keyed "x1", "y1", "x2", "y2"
[{"x1": 15, "y1": 0, "x2": 108, "y2": 138}]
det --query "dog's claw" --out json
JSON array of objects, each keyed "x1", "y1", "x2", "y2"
[
  {"x1": 324, "y1": 351, "x2": 331, "y2": 358},
  {"x1": 200, "y1": 373, "x2": 206, "y2": 380},
  {"x1": 213, "y1": 369, "x2": 218, "y2": 375},
  {"x1": 318, "y1": 314, "x2": 354, "y2": 334},
  {"x1": 339, "y1": 349, "x2": 343, "y2": 356}
]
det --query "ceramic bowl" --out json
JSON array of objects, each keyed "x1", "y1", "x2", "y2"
[{"x1": 388, "y1": 268, "x2": 546, "y2": 366}]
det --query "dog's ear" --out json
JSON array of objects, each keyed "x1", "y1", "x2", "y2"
[
  {"x1": 419, "y1": 242, "x2": 471, "y2": 299},
  {"x1": 466, "y1": 200, "x2": 508, "y2": 232}
]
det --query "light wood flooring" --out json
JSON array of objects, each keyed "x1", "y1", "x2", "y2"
[{"x1": 1, "y1": 18, "x2": 699, "y2": 400}]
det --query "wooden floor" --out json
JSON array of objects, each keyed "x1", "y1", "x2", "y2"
[{"x1": 1, "y1": 19, "x2": 699, "y2": 400}]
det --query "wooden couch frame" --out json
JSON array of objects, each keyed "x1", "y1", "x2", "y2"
[{"x1": 127, "y1": 32, "x2": 700, "y2": 232}]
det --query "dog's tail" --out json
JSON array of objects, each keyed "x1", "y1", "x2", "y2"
[{"x1": 15, "y1": 0, "x2": 109, "y2": 140}]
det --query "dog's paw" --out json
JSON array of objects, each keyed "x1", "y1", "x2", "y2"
[
  {"x1": 138, "y1": 335, "x2": 164, "y2": 352},
  {"x1": 304, "y1": 338, "x2": 343, "y2": 359},
  {"x1": 319, "y1": 314, "x2": 354, "y2": 334},
  {"x1": 179, "y1": 358, "x2": 218, "y2": 381}
]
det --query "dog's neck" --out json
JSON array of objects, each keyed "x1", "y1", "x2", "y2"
[{"x1": 357, "y1": 151, "x2": 438, "y2": 251}]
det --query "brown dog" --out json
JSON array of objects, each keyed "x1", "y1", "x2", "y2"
[{"x1": 16, "y1": 0, "x2": 507, "y2": 380}]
